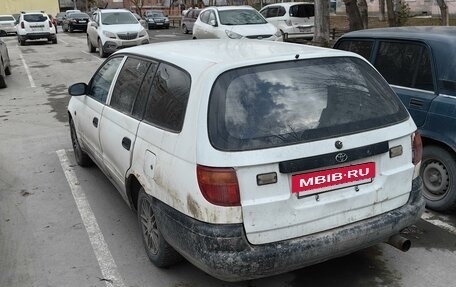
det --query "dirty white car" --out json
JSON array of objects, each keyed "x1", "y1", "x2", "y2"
[{"x1": 67, "y1": 40, "x2": 425, "y2": 281}]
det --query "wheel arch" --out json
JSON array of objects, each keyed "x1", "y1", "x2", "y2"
[{"x1": 126, "y1": 174, "x2": 143, "y2": 212}]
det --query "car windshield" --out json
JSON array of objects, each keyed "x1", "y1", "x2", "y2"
[
  {"x1": 208, "y1": 57, "x2": 409, "y2": 151},
  {"x1": 70, "y1": 13, "x2": 89, "y2": 18},
  {"x1": 219, "y1": 9, "x2": 267, "y2": 25},
  {"x1": 24, "y1": 14, "x2": 48, "y2": 22},
  {"x1": 146, "y1": 12, "x2": 165, "y2": 17},
  {"x1": 0, "y1": 16, "x2": 15, "y2": 21},
  {"x1": 101, "y1": 12, "x2": 138, "y2": 25}
]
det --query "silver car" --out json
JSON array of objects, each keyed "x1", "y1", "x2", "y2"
[{"x1": 0, "y1": 37, "x2": 11, "y2": 88}]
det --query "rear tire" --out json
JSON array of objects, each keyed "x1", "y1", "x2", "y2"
[
  {"x1": 70, "y1": 118, "x2": 93, "y2": 167},
  {"x1": 138, "y1": 188, "x2": 182, "y2": 267},
  {"x1": 421, "y1": 145, "x2": 456, "y2": 211},
  {"x1": 182, "y1": 24, "x2": 189, "y2": 34},
  {"x1": 51, "y1": 37, "x2": 57, "y2": 44},
  {"x1": 0, "y1": 75, "x2": 6, "y2": 88}
]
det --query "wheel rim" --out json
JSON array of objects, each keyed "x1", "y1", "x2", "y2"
[
  {"x1": 421, "y1": 159, "x2": 450, "y2": 201},
  {"x1": 140, "y1": 197, "x2": 160, "y2": 255}
]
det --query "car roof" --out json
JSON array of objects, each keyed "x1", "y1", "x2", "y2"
[
  {"x1": 211, "y1": 5, "x2": 256, "y2": 11},
  {"x1": 118, "y1": 39, "x2": 359, "y2": 75},
  {"x1": 340, "y1": 26, "x2": 456, "y2": 42},
  {"x1": 98, "y1": 9, "x2": 131, "y2": 14}
]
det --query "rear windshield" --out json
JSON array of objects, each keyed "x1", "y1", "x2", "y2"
[
  {"x1": 0, "y1": 16, "x2": 15, "y2": 21},
  {"x1": 290, "y1": 4, "x2": 315, "y2": 18},
  {"x1": 101, "y1": 12, "x2": 137, "y2": 25},
  {"x1": 208, "y1": 57, "x2": 409, "y2": 151},
  {"x1": 69, "y1": 13, "x2": 89, "y2": 18},
  {"x1": 24, "y1": 14, "x2": 48, "y2": 22},
  {"x1": 219, "y1": 9, "x2": 267, "y2": 25}
]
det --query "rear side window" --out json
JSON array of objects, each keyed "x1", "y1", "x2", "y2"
[
  {"x1": 144, "y1": 64, "x2": 191, "y2": 132},
  {"x1": 289, "y1": 4, "x2": 315, "y2": 18},
  {"x1": 336, "y1": 40, "x2": 374, "y2": 61},
  {"x1": 110, "y1": 58, "x2": 151, "y2": 115},
  {"x1": 24, "y1": 14, "x2": 48, "y2": 22},
  {"x1": 375, "y1": 41, "x2": 434, "y2": 91},
  {"x1": 208, "y1": 57, "x2": 409, "y2": 151}
]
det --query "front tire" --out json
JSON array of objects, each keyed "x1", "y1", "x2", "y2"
[
  {"x1": 98, "y1": 39, "x2": 107, "y2": 58},
  {"x1": 138, "y1": 189, "x2": 181, "y2": 267},
  {"x1": 87, "y1": 35, "x2": 95, "y2": 52},
  {"x1": 70, "y1": 118, "x2": 93, "y2": 167},
  {"x1": 421, "y1": 145, "x2": 456, "y2": 211}
]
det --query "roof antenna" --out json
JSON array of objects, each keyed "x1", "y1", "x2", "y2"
[{"x1": 295, "y1": 54, "x2": 299, "y2": 59}]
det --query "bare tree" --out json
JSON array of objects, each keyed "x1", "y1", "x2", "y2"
[
  {"x1": 378, "y1": 0, "x2": 386, "y2": 21},
  {"x1": 343, "y1": 0, "x2": 363, "y2": 31},
  {"x1": 314, "y1": 0, "x2": 330, "y2": 46},
  {"x1": 435, "y1": 0, "x2": 449, "y2": 26},
  {"x1": 385, "y1": 0, "x2": 397, "y2": 26},
  {"x1": 130, "y1": 0, "x2": 145, "y2": 16},
  {"x1": 357, "y1": 0, "x2": 368, "y2": 28}
]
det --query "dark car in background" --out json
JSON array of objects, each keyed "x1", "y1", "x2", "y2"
[
  {"x1": 181, "y1": 8, "x2": 201, "y2": 34},
  {"x1": 144, "y1": 10, "x2": 169, "y2": 29},
  {"x1": 63, "y1": 12, "x2": 90, "y2": 32},
  {"x1": 56, "y1": 12, "x2": 66, "y2": 25},
  {"x1": 334, "y1": 26, "x2": 456, "y2": 212}
]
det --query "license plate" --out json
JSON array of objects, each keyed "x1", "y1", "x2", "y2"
[
  {"x1": 298, "y1": 27, "x2": 311, "y2": 32},
  {"x1": 31, "y1": 27, "x2": 44, "y2": 31},
  {"x1": 292, "y1": 162, "x2": 376, "y2": 195},
  {"x1": 79, "y1": 20, "x2": 86, "y2": 23},
  {"x1": 156, "y1": 23, "x2": 163, "y2": 25}
]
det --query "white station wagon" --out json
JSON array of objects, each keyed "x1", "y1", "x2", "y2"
[{"x1": 67, "y1": 40, "x2": 425, "y2": 281}]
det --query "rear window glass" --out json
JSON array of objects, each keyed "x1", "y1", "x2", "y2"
[
  {"x1": 69, "y1": 13, "x2": 89, "y2": 18},
  {"x1": 289, "y1": 4, "x2": 315, "y2": 18},
  {"x1": 208, "y1": 57, "x2": 409, "y2": 151},
  {"x1": 0, "y1": 16, "x2": 15, "y2": 21},
  {"x1": 24, "y1": 14, "x2": 48, "y2": 22}
]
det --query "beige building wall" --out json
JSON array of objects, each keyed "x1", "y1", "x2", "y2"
[{"x1": 1, "y1": 0, "x2": 60, "y2": 16}]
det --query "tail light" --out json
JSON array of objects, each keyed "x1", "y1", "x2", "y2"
[
  {"x1": 412, "y1": 132, "x2": 422, "y2": 165},
  {"x1": 197, "y1": 165, "x2": 240, "y2": 206},
  {"x1": 20, "y1": 21, "x2": 25, "y2": 29},
  {"x1": 49, "y1": 20, "x2": 52, "y2": 27}
]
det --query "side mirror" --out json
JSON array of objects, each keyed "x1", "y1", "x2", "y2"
[
  {"x1": 209, "y1": 19, "x2": 217, "y2": 27},
  {"x1": 68, "y1": 83, "x2": 88, "y2": 96}
]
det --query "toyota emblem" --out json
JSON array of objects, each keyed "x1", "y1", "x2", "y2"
[{"x1": 335, "y1": 153, "x2": 348, "y2": 163}]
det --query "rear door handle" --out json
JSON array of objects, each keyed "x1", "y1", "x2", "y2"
[
  {"x1": 122, "y1": 137, "x2": 131, "y2": 151},
  {"x1": 92, "y1": 117, "x2": 98, "y2": 127}
]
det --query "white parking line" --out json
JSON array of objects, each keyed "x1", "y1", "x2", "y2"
[
  {"x1": 19, "y1": 53, "x2": 36, "y2": 88},
  {"x1": 56, "y1": 149, "x2": 126, "y2": 287},
  {"x1": 421, "y1": 210, "x2": 456, "y2": 235},
  {"x1": 59, "y1": 38, "x2": 69, "y2": 45},
  {"x1": 81, "y1": 50, "x2": 103, "y2": 61}
]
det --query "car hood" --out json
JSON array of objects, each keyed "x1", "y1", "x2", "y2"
[
  {"x1": 0, "y1": 20, "x2": 15, "y2": 24},
  {"x1": 101, "y1": 23, "x2": 144, "y2": 33},
  {"x1": 223, "y1": 23, "x2": 277, "y2": 36}
]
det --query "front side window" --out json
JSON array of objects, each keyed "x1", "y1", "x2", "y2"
[
  {"x1": 208, "y1": 57, "x2": 409, "y2": 151},
  {"x1": 88, "y1": 57, "x2": 123, "y2": 103},
  {"x1": 263, "y1": 7, "x2": 278, "y2": 18},
  {"x1": 375, "y1": 41, "x2": 434, "y2": 91},
  {"x1": 200, "y1": 10, "x2": 210, "y2": 24},
  {"x1": 110, "y1": 58, "x2": 151, "y2": 114},
  {"x1": 336, "y1": 40, "x2": 374, "y2": 61},
  {"x1": 144, "y1": 64, "x2": 191, "y2": 132}
]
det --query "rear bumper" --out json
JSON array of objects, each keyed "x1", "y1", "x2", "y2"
[
  {"x1": 20, "y1": 33, "x2": 56, "y2": 40},
  {"x1": 154, "y1": 177, "x2": 424, "y2": 282}
]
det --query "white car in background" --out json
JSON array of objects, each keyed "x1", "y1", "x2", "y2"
[
  {"x1": 16, "y1": 11, "x2": 57, "y2": 45},
  {"x1": 260, "y1": 2, "x2": 315, "y2": 41},
  {"x1": 86, "y1": 9, "x2": 149, "y2": 58},
  {"x1": 192, "y1": 6, "x2": 282, "y2": 41},
  {"x1": 0, "y1": 15, "x2": 17, "y2": 36}
]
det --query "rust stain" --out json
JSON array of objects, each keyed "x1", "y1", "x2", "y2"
[{"x1": 187, "y1": 195, "x2": 201, "y2": 219}]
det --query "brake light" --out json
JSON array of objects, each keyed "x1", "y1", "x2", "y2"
[
  {"x1": 49, "y1": 20, "x2": 52, "y2": 27},
  {"x1": 412, "y1": 132, "x2": 422, "y2": 165},
  {"x1": 197, "y1": 165, "x2": 240, "y2": 206},
  {"x1": 20, "y1": 21, "x2": 25, "y2": 29}
]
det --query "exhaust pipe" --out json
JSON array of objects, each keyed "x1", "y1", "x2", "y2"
[{"x1": 386, "y1": 234, "x2": 411, "y2": 252}]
